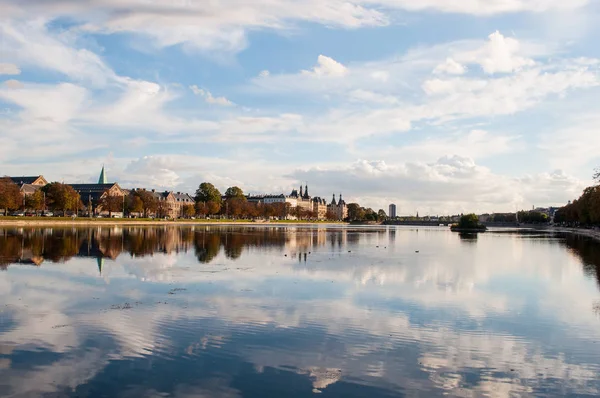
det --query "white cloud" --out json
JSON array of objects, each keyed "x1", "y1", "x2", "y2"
[
  {"x1": 370, "y1": 70, "x2": 390, "y2": 81},
  {"x1": 470, "y1": 31, "x2": 536, "y2": 74},
  {"x1": 371, "y1": 130, "x2": 521, "y2": 162},
  {"x1": 0, "y1": 82, "x2": 88, "y2": 123},
  {"x1": 259, "y1": 70, "x2": 270, "y2": 78},
  {"x1": 348, "y1": 89, "x2": 398, "y2": 104},
  {"x1": 302, "y1": 55, "x2": 348, "y2": 77},
  {"x1": 123, "y1": 156, "x2": 182, "y2": 188},
  {"x1": 290, "y1": 156, "x2": 586, "y2": 213},
  {"x1": 0, "y1": 63, "x2": 20, "y2": 75},
  {"x1": 1, "y1": 21, "x2": 118, "y2": 86},
  {"x1": 3, "y1": 79, "x2": 24, "y2": 89},
  {"x1": 190, "y1": 85, "x2": 234, "y2": 106},
  {"x1": 367, "y1": 0, "x2": 590, "y2": 15},
  {"x1": 539, "y1": 113, "x2": 600, "y2": 173},
  {"x1": 433, "y1": 58, "x2": 466, "y2": 75}
]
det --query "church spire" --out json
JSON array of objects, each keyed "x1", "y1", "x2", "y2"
[
  {"x1": 304, "y1": 184, "x2": 309, "y2": 199},
  {"x1": 98, "y1": 165, "x2": 107, "y2": 184},
  {"x1": 331, "y1": 193, "x2": 336, "y2": 205},
  {"x1": 299, "y1": 185, "x2": 303, "y2": 197}
]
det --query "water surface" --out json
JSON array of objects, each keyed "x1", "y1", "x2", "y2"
[{"x1": 1, "y1": 226, "x2": 600, "y2": 397}]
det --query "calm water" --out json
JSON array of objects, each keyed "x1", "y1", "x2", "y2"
[{"x1": 1, "y1": 226, "x2": 600, "y2": 397}]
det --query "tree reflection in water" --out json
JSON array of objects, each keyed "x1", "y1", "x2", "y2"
[
  {"x1": 0, "y1": 226, "x2": 358, "y2": 268},
  {"x1": 3, "y1": 227, "x2": 600, "y2": 287}
]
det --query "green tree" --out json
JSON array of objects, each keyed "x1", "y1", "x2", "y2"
[
  {"x1": 457, "y1": 214, "x2": 481, "y2": 229},
  {"x1": 225, "y1": 186, "x2": 246, "y2": 200},
  {"x1": 0, "y1": 177, "x2": 22, "y2": 215},
  {"x1": 377, "y1": 209, "x2": 387, "y2": 221},
  {"x1": 347, "y1": 203, "x2": 365, "y2": 221},
  {"x1": 195, "y1": 182, "x2": 222, "y2": 204}
]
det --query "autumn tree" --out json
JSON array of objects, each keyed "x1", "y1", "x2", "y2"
[
  {"x1": 100, "y1": 191, "x2": 123, "y2": 217},
  {"x1": 131, "y1": 190, "x2": 158, "y2": 218},
  {"x1": 183, "y1": 204, "x2": 195, "y2": 218},
  {"x1": 195, "y1": 182, "x2": 222, "y2": 204},
  {"x1": 206, "y1": 201, "x2": 221, "y2": 217},
  {"x1": 325, "y1": 210, "x2": 338, "y2": 221},
  {"x1": 25, "y1": 190, "x2": 45, "y2": 215},
  {"x1": 0, "y1": 177, "x2": 22, "y2": 215},
  {"x1": 42, "y1": 183, "x2": 80, "y2": 216},
  {"x1": 156, "y1": 200, "x2": 169, "y2": 218},
  {"x1": 195, "y1": 201, "x2": 208, "y2": 217},
  {"x1": 128, "y1": 195, "x2": 144, "y2": 216}
]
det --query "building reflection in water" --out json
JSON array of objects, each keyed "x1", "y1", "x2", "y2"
[{"x1": 0, "y1": 226, "x2": 376, "y2": 271}]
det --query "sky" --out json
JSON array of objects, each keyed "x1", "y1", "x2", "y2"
[{"x1": 0, "y1": 0, "x2": 599, "y2": 215}]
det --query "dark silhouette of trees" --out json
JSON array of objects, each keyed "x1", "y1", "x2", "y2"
[
  {"x1": 517, "y1": 211, "x2": 549, "y2": 224},
  {"x1": 556, "y1": 185, "x2": 600, "y2": 225}
]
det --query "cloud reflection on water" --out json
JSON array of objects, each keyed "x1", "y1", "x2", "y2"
[{"x1": 1, "y1": 226, "x2": 600, "y2": 397}]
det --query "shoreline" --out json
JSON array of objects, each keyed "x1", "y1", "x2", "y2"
[
  {"x1": 0, "y1": 218, "x2": 347, "y2": 227},
  {"x1": 536, "y1": 226, "x2": 600, "y2": 242},
  {"x1": 0, "y1": 219, "x2": 599, "y2": 241}
]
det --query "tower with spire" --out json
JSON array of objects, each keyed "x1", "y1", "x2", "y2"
[{"x1": 98, "y1": 165, "x2": 107, "y2": 184}]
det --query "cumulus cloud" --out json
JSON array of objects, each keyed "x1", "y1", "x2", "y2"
[
  {"x1": 190, "y1": 85, "x2": 234, "y2": 106},
  {"x1": 302, "y1": 55, "x2": 348, "y2": 77},
  {"x1": 433, "y1": 58, "x2": 466, "y2": 75},
  {"x1": 123, "y1": 156, "x2": 182, "y2": 188},
  {"x1": 290, "y1": 156, "x2": 586, "y2": 213},
  {"x1": 0, "y1": 63, "x2": 20, "y2": 75},
  {"x1": 472, "y1": 31, "x2": 536, "y2": 74}
]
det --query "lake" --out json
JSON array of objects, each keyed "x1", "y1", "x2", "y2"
[{"x1": 1, "y1": 225, "x2": 600, "y2": 397}]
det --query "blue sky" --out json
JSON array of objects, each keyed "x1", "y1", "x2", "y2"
[{"x1": 1, "y1": 0, "x2": 599, "y2": 214}]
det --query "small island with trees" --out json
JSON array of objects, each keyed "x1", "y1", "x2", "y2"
[{"x1": 450, "y1": 214, "x2": 488, "y2": 233}]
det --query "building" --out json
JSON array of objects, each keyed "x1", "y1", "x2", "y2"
[
  {"x1": 70, "y1": 183, "x2": 125, "y2": 215},
  {"x1": 8, "y1": 175, "x2": 48, "y2": 197},
  {"x1": 312, "y1": 197, "x2": 328, "y2": 220},
  {"x1": 290, "y1": 185, "x2": 313, "y2": 212},
  {"x1": 69, "y1": 168, "x2": 125, "y2": 215},
  {"x1": 134, "y1": 189, "x2": 194, "y2": 219},
  {"x1": 327, "y1": 194, "x2": 348, "y2": 221},
  {"x1": 173, "y1": 191, "x2": 195, "y2": 217},
  {"x1": 389, "y1": 204, "x2": 397, "y2": 219}
]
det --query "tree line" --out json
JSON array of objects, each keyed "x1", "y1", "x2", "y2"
[
  {"x1": 1, "y1": 178, "x2": 369, "y2": 221},
  {"x1": 554, "y1": 170, "x2": 600, "y2": 226}
]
